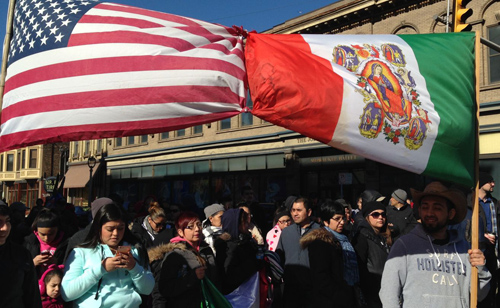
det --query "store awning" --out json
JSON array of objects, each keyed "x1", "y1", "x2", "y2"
[{"x1": 63, "y1": 163, "x2": 100, "y2": 188}]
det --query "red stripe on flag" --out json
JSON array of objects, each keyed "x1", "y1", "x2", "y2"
[
  {"x1": 246, "y1": 34, "x2": 343, "y2": 145},
  {"x1": 2, "y1": 85, "x2": 243, "y2": 120},
  {"x1": 68, "y1": 31, "x2": 196, "y2": 50},
  {"x1": 95, "y1": 4, "x2": 237, "y2": 46},
  {"x1": 0, "y1": 111, "x2": 240, "y2": 152},
  {"x1": 78, "y1": 14, "x2": 164, "y2": 28},
  {"x1": 4, "y1": 56, "x2": 246, "y2": 95}
]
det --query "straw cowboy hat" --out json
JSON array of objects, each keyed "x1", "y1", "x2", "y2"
[{"x1": 411, "y1": 181, "x2": 467, "y2": 225}]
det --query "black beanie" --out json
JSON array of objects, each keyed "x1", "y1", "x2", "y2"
[
  {"x1": 479, "y1": 172, "x2": 494, "y2": 188},
  {"x1": 362, "y1": 201, "x2": 386, "y2": 217}
]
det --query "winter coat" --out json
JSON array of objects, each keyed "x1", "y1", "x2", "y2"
[
  {"x1": 130, "y1": 216, "x2": 155, "y2": 250},
  {"x1": 380, "y1": 224, "x2": 491, "y2": 308},
  {"x1": 149, "y1": 241, "x2": 217, "y2": 307},
  {"x1": 0, "y1": 240, "x2": 42, "y2": 308},
  {"x1": 386, "y1": 203, "x2": 418, "y2": 241},
  {"x1": 214, "y1": 232, "x2": 260, "y2": 295},
  {"x1": 23, "y1": 231, "x2": 68, "y2": 277},
  {"x1": 300, "y1": 228, "x2": 354, "y2": 308},
  {"x1": 351, "y1": 220, "x2": 390, "y2": 308},
  {"x1": 61, "y1": 243, "x2": 154, "y2": 308}
]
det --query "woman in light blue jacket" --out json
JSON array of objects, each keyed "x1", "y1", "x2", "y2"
[{"x1": 61, "y1": 203, "x2": 154, "y2": 307}]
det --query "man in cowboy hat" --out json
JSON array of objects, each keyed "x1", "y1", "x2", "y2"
[{"x1": 379, "y1": 181, "x2": 491, "y2": 308}]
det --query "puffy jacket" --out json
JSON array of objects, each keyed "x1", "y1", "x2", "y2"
[
  {"x1": 61, "y1": 243, "x2": 154, "y2": 308},
  {"x1": 300, "y1": 228, "x2": 354, "y2": 308},
  {"x1": 151, "y1": 241, "x2": 217, "y2": 307}
]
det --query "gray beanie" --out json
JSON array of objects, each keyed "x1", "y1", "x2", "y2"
[
  {"x1": 91, "y1": 197, "x2": 114, "y2": 219},
  {"x1": 391, "y1": 189, "x2": 407, "y2": 204},
  {"x1": 204, "y1": 203, "x2": 225, "y2": 219}
]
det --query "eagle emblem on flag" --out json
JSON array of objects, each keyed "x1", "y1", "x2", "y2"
[{"x1": 333, "y1": 43, "x2": 432, "y2": 150}]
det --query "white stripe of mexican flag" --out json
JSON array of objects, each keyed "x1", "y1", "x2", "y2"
[{"x1": 247, "y1": 32, "x2": 475, "y2": 186}]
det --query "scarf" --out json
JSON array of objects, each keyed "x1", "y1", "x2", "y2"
[
  {"x1": 266, "y1": 223, "x2": 281, "y2": 252},
  {"x1": 325, "y1": 227, "x2": 360, "y2": 286},
  {"x1": 170, "y1": 236, "x2": 200, "y2": 251},
  {"x1": 142, "y1": 215, "x2": 158, "y2": 241}
]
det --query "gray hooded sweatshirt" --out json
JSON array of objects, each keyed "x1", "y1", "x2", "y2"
[{"x1": 379, "y1": 224, "x2": 491, "y2": 308}]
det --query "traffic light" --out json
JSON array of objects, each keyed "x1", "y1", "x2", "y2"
[{"x1": 453, "y1": 0, "x2": 473, "y2": 32}]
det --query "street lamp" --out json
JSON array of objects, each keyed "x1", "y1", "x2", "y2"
[{"x1": 87, "y1": 156, "x2": 96, "y2": 207}]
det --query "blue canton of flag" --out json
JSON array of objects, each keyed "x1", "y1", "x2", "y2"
[{"x1": 8, "y1": 0, "x2": 99, "y2": 66}]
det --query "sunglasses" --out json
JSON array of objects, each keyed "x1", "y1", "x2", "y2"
[
  {"x1": 150, "y1": 219, "x2": 166, "y2": 228},
  {"x1": 369, "y1": 212, "x2": 386, "y2": 219}
]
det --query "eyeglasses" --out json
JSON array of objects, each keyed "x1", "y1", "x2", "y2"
[
  {"x1": 185, "y1": 222, "x2": 202, "y2": 230},
  {"x1": 331, "y1": 216, "x2": 346, "y2": 223},
  {"x1": 369, "y1": 212, "x2": 386, "y2": 219},
  {"x1": 278, "y1": 219, "x2": 292, "y2": 225}
]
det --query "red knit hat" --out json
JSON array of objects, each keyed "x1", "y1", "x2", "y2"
[{"x1": 39, "y1": 264, "x2": 64, "y2": 296}]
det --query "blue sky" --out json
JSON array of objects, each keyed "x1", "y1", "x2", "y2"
[{"x1": 0, "y1": 0, "x2": 336, "y2": 43}]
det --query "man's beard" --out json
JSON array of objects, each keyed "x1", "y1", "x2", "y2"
[{"x1": 421, "y1": 219, "x2": 448, "y2": 234}]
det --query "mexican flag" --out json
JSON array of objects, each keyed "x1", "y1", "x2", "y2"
[{"x1": 246, "y1": 32, "x2": 476, "y2": 186}]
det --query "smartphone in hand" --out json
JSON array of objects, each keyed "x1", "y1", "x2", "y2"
[{"x1": 117, "y1": 246, "x2": 131, "y2": 256}]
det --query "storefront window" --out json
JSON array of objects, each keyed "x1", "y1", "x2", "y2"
[{"x1": 177, "y1": 129, "x2": 185, "y2": 137}]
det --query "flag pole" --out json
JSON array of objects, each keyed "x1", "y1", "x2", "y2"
[
  {"x1": 470, "y1": 30, "x2": 481, "y2": 308},
  {"x1": 0, "y1": 0, "x2": 16, "y2": 111}
]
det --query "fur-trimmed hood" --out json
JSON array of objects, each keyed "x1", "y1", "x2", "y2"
[
  {"x1": 218, "y1": 232, "x2": 232, "y2": 242},
  {"x1": 300, "y1": 227, "x2": 336, "y2": 249},
  {"x1": 148, "y1": 242, "x2": 187, "y2": 263}
]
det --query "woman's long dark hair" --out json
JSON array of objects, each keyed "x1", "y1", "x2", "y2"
[{"x1": 78, "y1": 203, "x2": 147, "y2": 266}]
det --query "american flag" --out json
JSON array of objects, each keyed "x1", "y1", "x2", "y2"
[{"x1": 0, "y1": 0, "x2": 247, "y2": 152}]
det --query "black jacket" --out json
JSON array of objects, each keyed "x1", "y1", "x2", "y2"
[
  {"x1": 213, "y1": 232, "x2": 260, "y2": 295},
  {"x1": 386, "y1": 203, "x2": 417, "y2": 241},
  {"x1": 149, "y1": 241, "x2": 217, "y2": 308},
  {"x1": 130, "y1": 216, "x2": 155, "y2": 250},
  {"x1": 351, "y1": 220, "x2": 389, "y2": 308},
  {"x1": 0, "y1": 241, "x2": 42, "y2": 308},
  {"x1": 23, "y1": 231, "x2": 68, "y2": 277},
  {"x1": 300, "y1": 228, "x2": 354, "y2": 308}
]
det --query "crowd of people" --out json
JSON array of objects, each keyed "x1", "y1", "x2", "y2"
[{"x1": 0, "y1": 175, "x2": 499, "y2": 308}]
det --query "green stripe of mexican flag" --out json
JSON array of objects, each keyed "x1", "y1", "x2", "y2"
[{"x1": 246, "y1": 32, "x2": 475, "y2": 186}]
